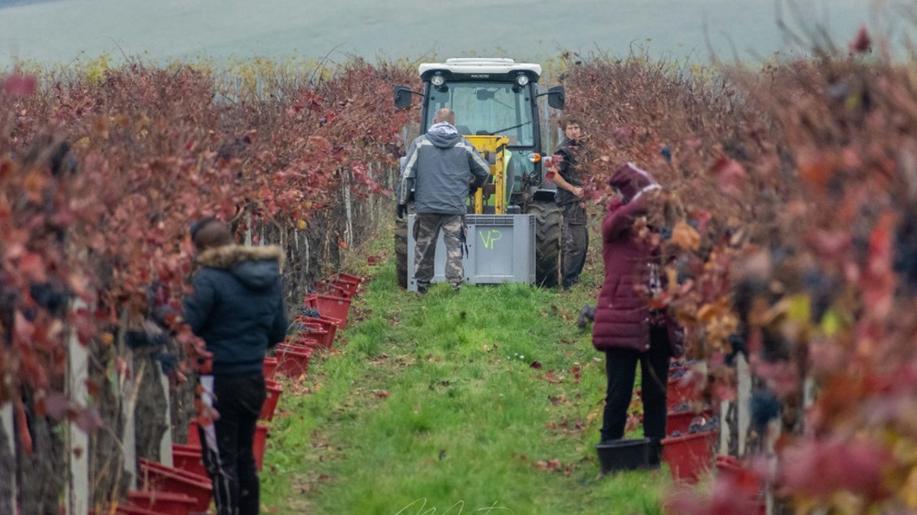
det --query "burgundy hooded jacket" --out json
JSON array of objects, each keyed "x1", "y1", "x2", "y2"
[{"x1": 592, "y1": 163, "x2": 681, "y2": 354}]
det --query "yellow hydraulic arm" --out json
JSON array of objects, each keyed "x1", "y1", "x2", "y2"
[{"x1": 464, "y1": 135, "x2": 510, "y2": 215}]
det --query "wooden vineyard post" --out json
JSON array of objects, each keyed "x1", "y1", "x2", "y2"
[
  {"x1": 736, "y1": 354, "x2": 752, "y2": 455},
  {"x1": 157, "y1": 363, "x2": 173, "y2": 467},
  {"x1": 1, "y1": 402, "x2": 16, "y2": 514},
  {"x1": 343, "y1": 168, "x2": 354, "y2": 249},
  {"x1": 67, "y1": 305, "x2": 90, "y2": 515},
  {"x1": 120, "y1": 347, "x2": 139, "y2": 490}
]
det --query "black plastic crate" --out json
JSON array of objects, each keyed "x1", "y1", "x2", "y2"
[{"x1": 596, "y1": 438, "x2": 656, "y2": 474}]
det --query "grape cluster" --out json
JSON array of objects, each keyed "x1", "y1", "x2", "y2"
[
  {"x1": 297, "y1": 307, "x2": 321, "y2": 318},
  {"x1": 670, "y1": 367, "x2": 687, "y2": 381},
  {"x1": 750, "y1": 388, "x2": 781, "y2": 431},
  {"x1": 688, "y1": 415, "x2": 719, "y2": 433},
  {"x1": 895, "y1": 212, "x2": 917, "y2": 292},
  {"x1": 669, "y1": 415, "x2": 719, "y2": 437}
]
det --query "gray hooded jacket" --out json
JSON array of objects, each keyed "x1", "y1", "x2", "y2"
[{"x1": 398, "y1": 122, "x2": 490, "y2": 215}]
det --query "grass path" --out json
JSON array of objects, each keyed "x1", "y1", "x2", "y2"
[{"x1": 261, "y1": 235, "x2": 669, "y2": 514}]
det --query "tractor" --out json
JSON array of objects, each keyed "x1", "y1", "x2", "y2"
[{"x1": 393, "y1": 58, "x2": 567, "y2": 290}]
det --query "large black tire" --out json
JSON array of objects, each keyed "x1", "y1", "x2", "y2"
[
  {"x1": 395, "y1": 217, "x2": 408, "y2": 289},
  {"x1": 526, "y1": 200, "x2": 563, "y2": 288}
]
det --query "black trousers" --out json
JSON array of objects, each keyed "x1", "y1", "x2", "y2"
[
  {"x1": 601, "y1": 325, "x2": 671, "y2": 443},
  {"x1": 562, "y1": 203, "x2": 588, "y2": 289},
  {"x1": 199, "y1": 374, "x2": 266, "y2": 515}
]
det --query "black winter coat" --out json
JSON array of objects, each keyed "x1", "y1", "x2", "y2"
[{"x1": 183, "y1": 245, "x2": 287, "y2": 376}]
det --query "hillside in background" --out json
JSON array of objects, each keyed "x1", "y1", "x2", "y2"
[{"x1": 0, "y1": 0, "x2": 876, "y2": 67}]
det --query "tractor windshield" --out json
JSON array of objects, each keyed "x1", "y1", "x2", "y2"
[{"x1": 426, "y1": 82, "x2": 535, "y2": 147}]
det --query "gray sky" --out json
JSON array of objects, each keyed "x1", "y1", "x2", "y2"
[{"x1": 0, "y1": 0, "x2": 894, "y2": 68}]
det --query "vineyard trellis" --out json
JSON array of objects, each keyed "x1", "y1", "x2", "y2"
[{"x1": 2, "y1": 27, "x2": 917, "y2": 513}]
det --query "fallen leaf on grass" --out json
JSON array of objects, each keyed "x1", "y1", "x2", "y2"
[
  {"x1": 625, "y1": 414, "x2": 642, "y2": 433},
  {"x1": 548, "y1": 394, "x2": 568, "y2": 406},
  {"x1": 534, "y1": 459, "x2": 575, "y2": 476},
  {"x1": 542, "y1": 371, "x2": 564, "y2": 384},
  {"x1": 372, "y1": 389, "x2": 390, "y2": 399},
  {"x1": 535, "y1": 459, "x2": 562, "y2": 471},
  {"x1": 571, "y1": 363, "x2": 582, "y2": 382},
  {"x1": 545, "y1": 418, "x2": 587, "y2": 435}
]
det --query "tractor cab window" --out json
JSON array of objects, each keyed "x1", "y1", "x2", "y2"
[{"x1": 426, "y1": 82, "x2": 534, "y2": 147}]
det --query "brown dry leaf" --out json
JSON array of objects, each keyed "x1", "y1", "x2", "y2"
[
  {"x1": 671, "y1": 221, "x2": 701, "y2": 251},
  {"x1": 542, "y1": 371, "x2": 563, "y2": 384},
  {"x1": 535, "y1": 459, "x2": 562, "y2": 472},
  {"x1": 549, "y1": 394, "x2": 568, "y2": 406}
]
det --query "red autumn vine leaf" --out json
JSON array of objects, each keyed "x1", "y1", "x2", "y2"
[
  {"x1": 2, "y1": 73, "x2": 37, "y2": 96},
  {"x1": 850, "y1": 26, "x2": 872, "y2": 54}
]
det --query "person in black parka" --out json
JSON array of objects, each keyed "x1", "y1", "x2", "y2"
[{"x1": 183, "y1": 218, "x2": 287, "y2": 515}]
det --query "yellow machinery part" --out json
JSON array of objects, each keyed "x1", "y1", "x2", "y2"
[{"x1": 464, "y1": 135, "x2": 510, "y2": 215}]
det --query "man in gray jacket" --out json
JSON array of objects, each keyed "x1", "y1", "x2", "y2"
[{"x1": 398, "y1": 108, "x2": 490, "y2": 292}]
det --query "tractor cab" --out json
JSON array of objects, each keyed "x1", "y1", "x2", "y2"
[
  {"x1": 393, "y1": 58, "x2": 566, "y2": 290},
  {"x1": 395, "y1": 58, "x2": 565, "y2": 214}
]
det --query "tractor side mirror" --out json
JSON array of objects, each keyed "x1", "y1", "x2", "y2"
[
  {"x1": 394, "y1": 85, "x2": 414, "y2": 110},
  {"x1": 547, "y1": 85, "x2": 565, "y2": 110}
]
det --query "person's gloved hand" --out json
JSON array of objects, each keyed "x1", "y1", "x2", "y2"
[{"x1": 397, "y1": 204, "x2": 407, "y2": 219}]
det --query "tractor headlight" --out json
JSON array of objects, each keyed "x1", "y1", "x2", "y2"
[
  {"x1": 515, "y1": 74, "x2": 530, "y2": 87},
  {"x1": 431, "y1": 73, "x2": 446, "y2": 87}
]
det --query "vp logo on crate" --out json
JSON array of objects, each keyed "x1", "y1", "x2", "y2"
[
  {"x1": 405, "y1": 214, "x2": 536, "y2": 291},
  {"x1": 479, "y1": 229, "x2": 502, "y2": 250}
]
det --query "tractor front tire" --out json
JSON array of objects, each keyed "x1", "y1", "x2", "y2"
[
  {"x1": 526, "y1": 200, "x2": 563, "y2": 288},
  {"x1": 395, "y1": 217, "x2": 408, "y2": 289}
]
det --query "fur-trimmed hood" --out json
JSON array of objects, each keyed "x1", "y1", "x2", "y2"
[{"x1": 196, "y1": 245, "x2": 284, "y2": 291}]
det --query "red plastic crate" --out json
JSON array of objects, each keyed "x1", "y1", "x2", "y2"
[
  {"x1": 303, "y1": 317, "x2": 338, "y2": 346},
  {"x1": 263, "y1": 357, "x2": 278, "y2": 380},
  {"x1": 172, "y1": 443, "x2": 206, "y2": 478},
  {"x1": 304, "y1": 293, "x2": 352, "y2": 327},
  {"x1": 661, "y1": 431, "x2": 717, "y2": 483},
  {"x1": 667, "y1": 375, "x2": 700, "y2": 409},
  {"x1": 186, "y1": 421, "x2": 200, "y2": 447},
  {"x1": 116, "y1": 505, "x2": 162, "y2": 515},
  {"x1": 315, "y1": 295, "x2": 351, "y2": 325},
  {"x1": 285, "y1": 335, "x2": 320, "y2": 350},
  {"x1": 316, "y1": 280, "x2": 354, "y2": 298},
  {"x1": 259, "y1": 380, "x2": 283, "y2": 421},
  {"x1": 294, "y1": 314, "x2": 341, "y2": 338},
  {"x1": 275, "y1": 346, "x2": 311, "y2": 377},
  {"x1": 124, "y1": 490, "x2": 197, "y2": 514},
  {"x1": 715, "y1": 455, "x2": 767, "y2": 514},
  {"x1": 666, "y1": 408, "x2": 715, "y2": 436},
  {"x1": 254, "y1": 423, "x2": 268, "y2": 471},
  {"x1": 335, "y1": 272, "x2": 365, "y2": 284},
  {"x1": 301, "y1": 324, "x2": 333, "y2": 349},
  {"x1": 138, "y1": 459, "x2": 211, "y2": 512},
  {"x1": 330, "y1": 277, "x2": 361, "y2": 295}
]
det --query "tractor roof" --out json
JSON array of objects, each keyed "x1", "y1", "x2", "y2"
[{"x1": 418, "y1": 58, "x2": 542, "y2": 81}]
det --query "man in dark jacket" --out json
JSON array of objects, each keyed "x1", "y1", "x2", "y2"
[
  {"x1": 551, "y1": 117, "x2": 589, "y2": 290},
  {"x1": 398, "y1": 108, "x2": 490, "y2": 292},
  {"x1": 183, "y1": 218, "x2": 287, "y2": 515}
]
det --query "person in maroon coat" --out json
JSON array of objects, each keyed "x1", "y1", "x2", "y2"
[{"x1": 593, "y1": 163, "x2": 680, "y2": 458}]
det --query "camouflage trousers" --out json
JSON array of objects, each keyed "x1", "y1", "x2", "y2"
[{"x1": 414, "y1": 213, "x2": 465, "y2": 289}]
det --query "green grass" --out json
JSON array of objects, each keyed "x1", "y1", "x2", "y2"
[{"x1": 261, "y1": 230, "x2": 668, "y2": 514}]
